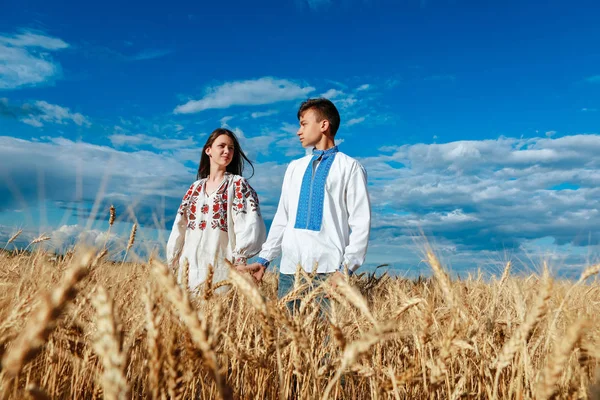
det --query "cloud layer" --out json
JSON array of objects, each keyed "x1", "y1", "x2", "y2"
[
  {"x1": 2, "y1": 132, "x2": 599, "y2": 273},
  {"x1": 1, "y1": 98, "x2": 91, "y2": 127},
  {"x1": 363, "y1": 134, "x2": 600, "y2": 253},
  {"x1": 174, "y1": 77, "x2": 315, "y2": 114},
  {"x1": 0, "y1": 30, "x2": 69, "y2": 90}
]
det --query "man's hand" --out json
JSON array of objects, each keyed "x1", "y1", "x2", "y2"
[
  {"x1": 328, "y1": 271, "x2": 346, "y2": 291},
  {"x1": 236, "y1": 263, "x2": 267, "y2": 283}
]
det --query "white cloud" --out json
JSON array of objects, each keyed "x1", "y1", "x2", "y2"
[
  {"x1": 220, "y1": 115, "x2": 234, "y2": 126},
  {"x1": 251, "y1": 109, "x2": 279, "y2": 119},
  {"x1": 362, "y1": 134, "x2": 600, "y2": 256},
  {"x1": 20, "y1": 100, "x2": 91, "y2": 127},
  {"x1": 21, "y1": 117, "x2": 44, "y2": 127},
  {"x1": 0, "y1": 135, "x2": 290, "y2": 237},
  {"x1": 2, "y1": 132, "x2": 600, "y2": 273},
  {"x1": 346, "y1": 116, "x2": 366, "y2": 126},
  {"x1": 109, "y1": 133, "x2": 196, "y2": 150},
  {"x1": 0, "y1": 136, "x2": 191, "y2": 214},
  {"x1": 356, "y1": 84, "x2": 371, "y2": 91},
  {"x1": 0, "y1": 31, "x2": 68, "y2": 50},
  {"x1": 174, "y1": 77, "x2": 315, "y2": 114},
  {"x1": 320, "y1": 88, "x2": 344, "y2": 99},
  {"x1": 0, "y1": 30, "x2": 69, "y2": 90},
  {"x1": 337, "y1": 94, "x2": 357, "y2": 109}
]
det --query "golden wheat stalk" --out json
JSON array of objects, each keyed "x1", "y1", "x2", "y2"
[
  {"x1": 3, "y1": 228, "x2": 22, "y2": 250},
  {"x1": 1, "y1": 251, "x2": 92, "y2": 377},
  {"x1": 92, "y1": 286, "x2": 129, "y2": 400},
  {"x1": 331, "y1": 277, "x2": 378, "y2": 327},
  {"x1": 121, "y1": 223, "x2": 137, "y2": 263},
  {"x1": 492, "y1": 274, "x2": 553, "y2": 398},
  {"x1": 227, "y1": 265, "x2": 274, "y2": 344},
  {"x1": 494, "y1": 275, "x2": 552, "y2": 369},
  {"x1": 142, "y1": 283, "x2": 162, "y2": 400},
  {"x1": 30, "y1": 235, "x2": 51, "y2": 245},
  {"x1": 424, "y1": 249, "x2": 467, "y2": 321},
  {"x1": 25, "y1": 383, "x2": 50, "y2": 400},
  {"x1": 536, "y1": 319, "x2": 587, "y2": 399},
  {"x1": 23, "y1": 234, "x2": 51, "y2": 252},
  {"x1": 227, "y1": 266, "x2": 267, "y2": 316},
  {"x1": 182, "y1": 258, "x2": 190, "y2": 290},
  {"x1": 92, "y1": 248, "x2": 108, "y2": 268},
  {"x1": 499, "y1": 261, "x2": 511, "y2": 287},
  {"x1": 545, "y1": 263, "x2": 600, "y2": 350},
  {"x1": 102, "y1": 205, "x2": 117, "y2": 251},
  {"x1": 394, "y1": 298, "x2": 425, "y2": 319},
  {"x1": 165, "y1": 332, "x2": 184, "y2": 400},
  {"x1": 322, "y1": 324, "x2": 396, "y2": 399},
  {"x1": 203, "y1": 263, "x2": 215, "y2": 300},
  {"x1": 109, "y1": 205, "x2": 116, "y2": 226},
  {"x1": 150, "y1": 260, "x2": 232, "y2": 400}
]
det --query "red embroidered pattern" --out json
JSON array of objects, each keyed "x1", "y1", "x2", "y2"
[
  {"x1": 232, "y1": 178, "x2": 260, "y2": 216},
  {"x1": 210, "y1": 182, "x2": 229, "y2": 232},
  {"x1": 178, "y1": 182, "x2": 202, "y2": 230},
  {"x1": 178, "y1": 177, "x2": 260, "y2": 232}
]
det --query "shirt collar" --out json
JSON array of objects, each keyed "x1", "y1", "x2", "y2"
[{"x1": 312, "y1": 145, "x2": 339, "y2": 158}]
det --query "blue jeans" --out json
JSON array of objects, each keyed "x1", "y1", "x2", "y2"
[{"x1": 277, "y1": 272, "x2": 332, "y2": 313}]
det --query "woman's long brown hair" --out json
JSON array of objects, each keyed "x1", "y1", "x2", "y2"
[{"x1": 196, "y1": 128, "x2": 254, "y2": 180}]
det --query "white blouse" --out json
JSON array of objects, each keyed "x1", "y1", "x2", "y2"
[
  {"x1": 257, "y1": 148, "x2": 371, "y2": 274},
  {"x1": 167, "y1": 173, "x2": 266, "y2": 290}
]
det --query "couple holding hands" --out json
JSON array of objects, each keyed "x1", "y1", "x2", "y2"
[{"x1": 166, "y1": 98, "x2": 371, "y2": 300}]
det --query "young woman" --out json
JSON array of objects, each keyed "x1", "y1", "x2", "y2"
[{"x1": 167, "y1": 128, "x2": 266, "y2": 292}]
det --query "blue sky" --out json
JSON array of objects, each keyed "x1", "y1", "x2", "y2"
[{"x1": 1, "y1": 0, "x2": 599, "y2": 277}]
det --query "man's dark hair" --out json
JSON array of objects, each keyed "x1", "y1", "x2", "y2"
[{"x1": 297, "y1": 98, "x2": 341, "y2": 137}]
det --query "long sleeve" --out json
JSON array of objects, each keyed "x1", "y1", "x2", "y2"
[
  {"x1": 342, "y1": 162, "x2": 371, "y2": 272},
  {"x1": 166, "y1": 182, "x2": 195, "y2": 267},
  {"x1": 231, "y1": 177, "x2": 267, "y2": 264},
  {"x1": 257, "y1": 162, "x2": 294, "y2": 266}
]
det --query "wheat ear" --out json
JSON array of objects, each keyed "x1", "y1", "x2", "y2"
[
  {"x1": 1, "y1": 251, "x2": 92, "y2": 376},
  {"x1": 122, "y1": 223, "x2": 137, "y2": 262},
  {"x1": 92, "y1": 286, "x2": 129, "y2": 400},
  {"x1": 151, "y1": 260, "x2": 232, "y2": 399}
]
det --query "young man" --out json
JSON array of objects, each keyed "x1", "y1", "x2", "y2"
[{"x1": 238, "y1": 98, "x2": 371, "y2": 297}]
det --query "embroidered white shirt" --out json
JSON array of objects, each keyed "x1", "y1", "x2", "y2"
[
  {"x1": 257, "y1": 150, "x2": 371, "y2": 274},
  {"x1": 167, "y1": 174, "x2": 266, "y2": 290}
]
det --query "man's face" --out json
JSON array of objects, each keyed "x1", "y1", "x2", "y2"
[{"x1": 297, "y1": 109, "x2": 327, "y2": 148}]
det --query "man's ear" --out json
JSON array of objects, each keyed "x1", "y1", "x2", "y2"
[{"x1": 320, "y1": 119, "x2": 330, "y2": 133}]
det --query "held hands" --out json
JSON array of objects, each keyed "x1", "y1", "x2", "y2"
[
  {"x1": 235, "y1": 262, "x2": 267, "y2": 283},
  {"x1": 329, "y1": 270, "x2": 345, "y2": 288},
  {"x1": 234, "y1": 264, "x2": 348, "y2": 286}
]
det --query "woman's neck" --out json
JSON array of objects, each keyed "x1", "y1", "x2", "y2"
[{"x1": 208, "y1": 167, "x2": 226, "y2": 182}]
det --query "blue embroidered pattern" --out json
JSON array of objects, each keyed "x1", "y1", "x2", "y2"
[{"x1": 294, "y1": 146, "x2": 339, "y2": 231}]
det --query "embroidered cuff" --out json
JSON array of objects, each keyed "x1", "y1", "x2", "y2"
[
  {"x1": 338, "y1": 265, "x2": 354, "y2": 276},
  {"x1": 233, "y1": 256, "x2": 247, "y2": 265},
  {"x1": 255, "y1": 257, "x2": 270, "y2": 268}
]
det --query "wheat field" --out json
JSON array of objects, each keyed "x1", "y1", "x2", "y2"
[{"x1": 1, "y1": 231, "x2": 600, "y2": 399}]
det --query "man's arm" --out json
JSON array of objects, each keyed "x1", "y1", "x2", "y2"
[
  {"x1": 341, "y1": 162, "x2": 371, "y2": 273},
  {"x1": 237, "y1": 162, "x2": 294, "y2": 281}
]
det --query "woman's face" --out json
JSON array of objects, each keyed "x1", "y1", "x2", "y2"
[{"x1": 206, "y1": 134, "x2": 235, "y2": 168}]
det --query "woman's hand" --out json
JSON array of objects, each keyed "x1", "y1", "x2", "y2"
[{"x1": 235, "y1": 263, "x2": 267, "y2": 283}]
